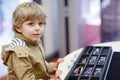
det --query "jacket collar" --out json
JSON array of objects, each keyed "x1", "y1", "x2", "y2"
[{"x1": 15, "y1": 32, "x2": 39, "y2": 46}]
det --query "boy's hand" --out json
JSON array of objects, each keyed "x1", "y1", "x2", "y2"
[
  {"x1": 54, "y1": 58, "x2": 64, "y2": 80},
  {"x1": 54, "y1": 58, "x2": 64, "y2": 71},
  {"x1": 55, "y1": 70, "x2": 62, "y2": 80}
]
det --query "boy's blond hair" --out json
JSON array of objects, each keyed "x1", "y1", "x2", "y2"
[{"x1": 12, "y1": 2, "x2": 46, "y2": 33}]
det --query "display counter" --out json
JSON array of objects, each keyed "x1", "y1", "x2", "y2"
[{"x1": 58, "y1": 41, "x2": 120, "y2": 80}]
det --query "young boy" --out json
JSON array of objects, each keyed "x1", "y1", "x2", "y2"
[{"x1": 1, "y1": 2, "x2": 63, "y2": 80}]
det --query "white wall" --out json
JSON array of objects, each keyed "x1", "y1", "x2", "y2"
[{"x1": 42, "y1": 0, "x2": 59, "y2": 57}]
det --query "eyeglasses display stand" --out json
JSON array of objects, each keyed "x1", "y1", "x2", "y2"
[{"x1": 64, "y1": 46, "x2": 113, "y2": 80}]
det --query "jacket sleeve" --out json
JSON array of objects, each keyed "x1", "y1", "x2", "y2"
[
  {"x1": 8, "y1": 47, "x2": 36, "y2": 80},
  {"x1": 45, "y1": 61, "x2": 55, "y2": 74},
  {"x1": 38, "y1": 43, "x2": 56, "y2": 74}
]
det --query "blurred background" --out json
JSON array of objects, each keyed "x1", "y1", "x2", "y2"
[{"x1": 1, "y1": 0, "x2": 120, "y2": 79}]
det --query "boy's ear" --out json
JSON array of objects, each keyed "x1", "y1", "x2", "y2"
[{"x1": 15, "y1": 27, "x2": 22, "y2": 33}]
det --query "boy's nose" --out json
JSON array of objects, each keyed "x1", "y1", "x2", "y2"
[{"x1": 35, "y1": 24, "x2": 40, "y2": 30}]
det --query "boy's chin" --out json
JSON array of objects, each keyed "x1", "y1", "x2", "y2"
[{"x1": 31, "y1": 39, "x2": 39, "y2": 43}]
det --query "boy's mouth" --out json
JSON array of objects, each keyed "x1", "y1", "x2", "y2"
[{"x1": 33, "y1": 34, "x2": 40, "y2": 37}]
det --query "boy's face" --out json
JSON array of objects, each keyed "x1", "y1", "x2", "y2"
[{"x1": 17, "y1": 19, "x2": 45, "y2": 42}]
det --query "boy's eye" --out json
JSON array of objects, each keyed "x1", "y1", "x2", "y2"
[
  {"x1": 39, "y1": 22, "x2": 46, "y2": 25},
  {"x1": 28, "y1": 22, "x2": 34, "y2": 25},
  {"x1": 39, "y1": 22, "x2": 44, "y2": 25}
]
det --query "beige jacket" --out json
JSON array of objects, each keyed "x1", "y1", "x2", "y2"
[{"x1": 1, "y1": 33, "x2": 55, "y2": 80}]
